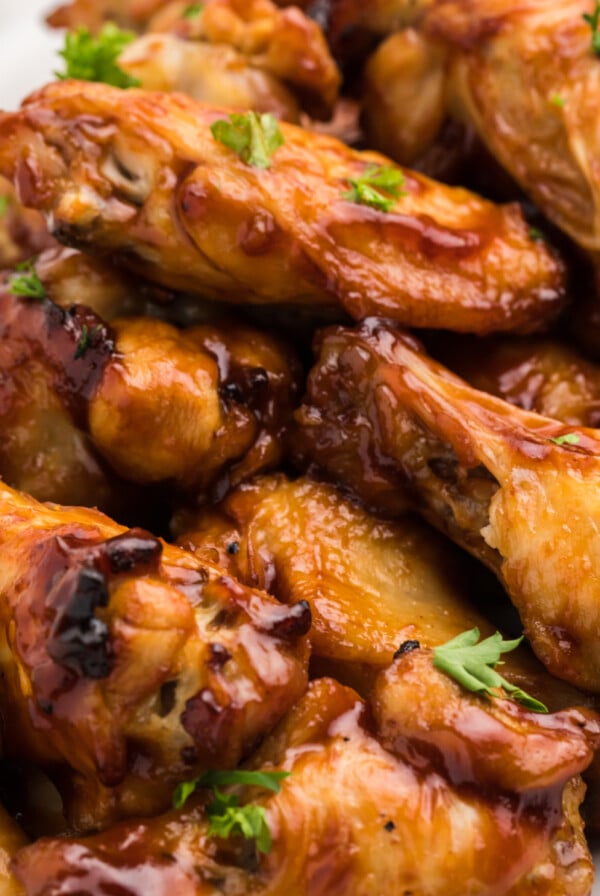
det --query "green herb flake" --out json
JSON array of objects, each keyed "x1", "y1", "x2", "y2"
[
  {"x1": 342, "y1": 164, "x2": 406, "y2": 212},
  {"x1": 210, "y1": 112, "x2": 284, "y2": 169},
  {"x1": 173, "y1": 768, "x2": 290, "y2": 854},
  {"x1": 74, "y1": 324, "x2": 102, "y2": 360},
  {"x1": 583, "y1": 2, "x2": 600, "y2": 55},
  {"x1": 0, "y1": 195, "x2": 10, "y2": 217},
  {"x1": 433, "y1": 627, "x2": 548, "y2": 713},
  {"x1": 183, "y1": 2, "x2": 204, "y2": 18},
  {"x1": 7, "y1": 261, "x2": 46, "y2": 300},
  {"x1": 56, "y1": 22, "x2": 141, "y2": 88},
  {"x1": 550, "y1": 93, "x2": 566, "y2": 108},
  {"x1": 549, "y1": 432, "x2": 581, "y2": 446},
  {"x1": 528, "y1": 227, "x2": 544, "y2": 241}
]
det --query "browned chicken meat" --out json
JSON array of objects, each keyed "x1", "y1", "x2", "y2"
[
  {"x1": 0, "y1": 481, "x2": 310, "y2": 830},
  {"x1": 0, "y1": 81, "x2": 566, "y2": 334},
  {"x1": 295, "y1": 318, "x2": 600, "y2": 693},
  {"x1": 0, "y1": 276, "x2": 299, "y2": 508},
  {"x1": 12, "y1": 665, "x2": 600, "y2": 896}
]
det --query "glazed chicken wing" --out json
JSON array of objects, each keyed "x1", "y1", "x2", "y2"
[
  {"x1": 295, "y1": 319, "x2": 600, "y2": 693},
  {"x1": 174, "y1": 473, "x2": 588, "y2": 708},
  {"x1": 0, "y1": 278, "x2": 299, "y2": 507},
  {"x1": 0, "y1": 81, "x2": 566, "y2": 334},
  {"x1": 12, "y1": 666, "x2": 600, "y2": 896},
  {"x1": 0, "y1": 481, "x2": 310, "y2": 830}
]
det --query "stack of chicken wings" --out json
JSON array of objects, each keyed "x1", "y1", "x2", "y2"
[{"x1": 1, "y1": 1, "x2": 600, "y2": 894}]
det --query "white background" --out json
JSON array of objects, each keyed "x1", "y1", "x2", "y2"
[{"x1": 0, "y1": 0, "x2": 600, "y2": 891}]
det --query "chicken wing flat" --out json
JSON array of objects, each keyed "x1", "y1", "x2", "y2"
[
  {"x1": 0, "y1": 80, "x2": 566, "y2": 334},
  {"x1": 173, "y1": 473, "x2": 589, "y2": 708},
  {"x1": 431, "y1": 335, "x2": 600, "y2": 427},
  {"x1": 12, "y1": 665, "x2": 600, "y2": 896},
  {"x1": 0, "y1": 481, "x2": 311, "y2": 830},
  {"x1": 295, "y1": 318, "x2": 600, "y2": 693},
  {"x1": 0, "y1": 279, "x2": 299, "y2": 507}
]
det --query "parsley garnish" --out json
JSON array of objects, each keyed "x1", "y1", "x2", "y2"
[
  {"x1": 433, "y1": 628, "x2": 548, "y2": 713},
  {"x1": 583, "y1": 2, "x2": 600, "y2": 55},
  {"x1": 549, "y1": 432, "x2": 580, "y2": 446},
  {"x1": 183, "y1": 2, "x2": 203, "y2": 18},
  {"x1": 56, "y1": 23, "x2": 141, "y2": 88},
  {"x1": 173, "y1": 769, "x2": 289, "y2": 854},
  {"x1": 0, "y1": 196, "x2": 10, "y2": 217},
  {"x1": 550, "y1": 93, "x2": 566, "y2": 108},
  {"x1": 342, "y1": 164, "x2": 406, "y2": 212},
  {"x1": 7, "y1": 261, "x2": 45, "y2": 300},
  {"x1": 74, "y1": 324, "x2": 102, "y2": 360},
  {"x1": 210, "y1": 112, "x2": 284, "y2": 169},
  {"x1": 528, "y1": 227, "x2": 544, "y2": 241}
]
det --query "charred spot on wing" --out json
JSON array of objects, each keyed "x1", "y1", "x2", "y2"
[
  {"x1": 48, "y1": 565, "x2": 112, "y2": 680},
  {"x1": 102, "y1": 528, "x2": 162, "y2": 575},
  {"x1": 46, "y1": 528, "x2": 162, "y2": 681}
]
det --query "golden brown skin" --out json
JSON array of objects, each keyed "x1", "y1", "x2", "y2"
[
  {"x1": 0, "y1": 80, "x2": 566, "y2": 334},
  {"x1": 432, "y1": 335, "x2": 600, "y2": 427},
  {"x1": 0, "y1": 280, "x2": 299, "y2": 507},
  {"x1": 0, "y1": 481, "x2": 310, "y2": 831},
  {"x1": 174, "y1": 473, "x2": 588, "y2": 708},
  {"x1": 12, "y1": 670, "x2": 600, "y2": 896},
  {"x1": 295, "y1": 318, "x2": 600, "y2": 693}
]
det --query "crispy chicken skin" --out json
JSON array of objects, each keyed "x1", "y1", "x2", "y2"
[
  {"x1": 12, "y1": 672, "x2": 600, "y2": 896},
  {"x1": 0, "y1": 481, "x2": 310, "y2": 830},
  {"x1": 0, "y1": 81, "x2": 566, "y2": 334},
  {"x1": 0, "y1": 280, "x2": 299, "y2": 506},
  {"x1": 174, "y1": 473, "x2": 588, "y2": 707},
  {"x1": 295, "y1": 319, "x2": 600, "y2": 693}
]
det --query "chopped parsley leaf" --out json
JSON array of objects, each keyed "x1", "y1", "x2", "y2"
[
  {"x1": 183, "y1": 2, "x2": 204, "y2": 18},
  {"x1": 342, "y1": 164, "x2": 406, "y2": 212},
  {"x1": 210, "y1": 112, "x2": 284, "y2": 169},
  {"x1": 433, "y1": 628, "x2": 548, "y2": 713},
  {"x1": 7, "y1": 261, "x2": 45, "y2": 300},
  {"x1": 583, "y1": 2, "x2": 600, "y2": 55},
  {"x1": 56, "y1": 23, "x2": 141, "y2": 88},
  {"x1": 549, "y1": 432, "x2": 580, "y2": 446}
]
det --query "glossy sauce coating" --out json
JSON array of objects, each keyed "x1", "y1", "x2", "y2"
[
  {"x1": 0, "y1": 482, "x2": 310, "y2": 830},
  {"x1": 0, "y1": 80, "x2": 566, "y2": 334},
  {"x1": 12, "y1": 672, "x2": 600, "y2": 896}
]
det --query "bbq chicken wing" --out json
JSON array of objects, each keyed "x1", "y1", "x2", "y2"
[
  {"x1": 174, "y1": 473, "x2": 588, "y2": 708},
  {"x1": 0, "y1": 481, "x2": 310, "y2": 830},
  {"x1": 0, "y1": 80, "x2": 566, "y2": 334},
  {"x1": 295, "y1": 319, "x2": 600, "y2": 693},
  {"x1": 12, "y1": 668, "x2": 600, "y2": 896},
  {"x1": 0, "y1": 278, "x2": 299, "y2": 507}
]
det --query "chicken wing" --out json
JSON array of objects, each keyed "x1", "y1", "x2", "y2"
[
  {"x1": 0, "y1": 80, "x2": 566, "y2": 334},
  {"x1": 0, "y1": 481, "x2": 310, "y2": 830},
  {"x1": 0, "y1": 279, "x2": 299, "y2": 507},
  {"x1": 431, "y1": 335, "x2": 600, "y2": 427},
  {"x1": 12, "y1": 667, "x2": 600, "y2": 896},
  {"x1": 295, "y1": 318, "x2": 600, "y2": 693},
  {"x1": 173, "y1": 473, "x2": 589, "y2": 708}
]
